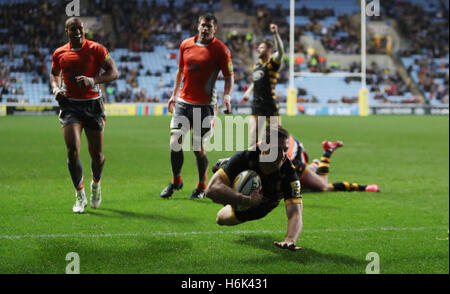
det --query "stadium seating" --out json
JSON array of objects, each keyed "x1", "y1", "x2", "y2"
[
  {"x1": 254, "y1": 0, "x2": 360, "y2": 15},
  {"x1": 0, "y1": 0, "x2": 448, "y2": 105}
]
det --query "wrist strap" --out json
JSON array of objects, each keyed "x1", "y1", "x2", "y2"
[{"x1": 87, "y1": 77, "x2": 95, "y2": 88}]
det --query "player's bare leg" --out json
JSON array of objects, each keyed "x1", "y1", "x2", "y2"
[
  {"x1": 216, "y1": 205, "x2": 242, "y2": 226},
  {"x1": 307, "y1": 140, "x2": 379, "y2": 192},
  {"x1": 63, "y1": 123, "x2": 87, "y2": 213},
  {"x1": 85, "y1": 127, "x2": 105, "y2": 208},
  {"x1": 300, "y1": 168, "x2": 331, "y2": 192}
]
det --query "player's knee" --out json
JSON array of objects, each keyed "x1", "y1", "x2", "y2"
[
  {"x1": 194, "y1": 150, "x2": 206, "y2": 158},
  {"x1": 91, "y1": 152, "x2": 104, "y2": 163},
  {"x1": 67, "y1": 146, "x2": 80, "y2": 161},
  {"x1": 216, "y1": 214, "x2": 225, "y2": 225},
  {"x1": 216, "y1": 205, "x2": 238, "y2": 226},
  {"x1": 216, "y1": 213, "x2": 233, "y2": 226},
  {"x1": 170, "y1": 134, "x2": 183, "y2": 151},
  {"x1": 192, "y1": 137, "x2": 205, "y2": 153}
]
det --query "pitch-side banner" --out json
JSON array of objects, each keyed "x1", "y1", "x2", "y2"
[
  {"x1": 0, "y1": 104, "x2": 169, "y2": 116},
  {"x1": 104, "y1": 104, "x2": 168, "y2": 116},
  {"x1": 1, "y1": 103, "x2": 447, "y2": 116},
  {"x1": 5, "y1": 105, "x2": 59, "y2": 115},
  {"x1": 230, "y1": 104, "x2": 448, "y2": 116}
]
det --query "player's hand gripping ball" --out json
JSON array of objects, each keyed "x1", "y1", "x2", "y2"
[{"x1": 232, "y1": 170, "x2": 262, "y2": 210}]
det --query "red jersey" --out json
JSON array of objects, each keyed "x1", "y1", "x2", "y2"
[
  {"x1": 52, "y1": 39, "x2": 109, "y2": 100},
  {"x1": 178, "y1": 36, "x2": 234, "y2": 105}
]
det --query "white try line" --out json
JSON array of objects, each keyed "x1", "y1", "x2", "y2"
[{"x1": 0, "y1": 226, "x2": 447, "y2": 240}]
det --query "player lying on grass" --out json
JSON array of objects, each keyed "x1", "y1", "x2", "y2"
[
  {"x1": 287, "y1": 136, "x2": 379, "y2": 193},
  {"x1": 213, "y1": 136, "x2": 379, "y2": 195},
  {"x1": 206, "y1": 125, "x2": 303, "y2": 251}
]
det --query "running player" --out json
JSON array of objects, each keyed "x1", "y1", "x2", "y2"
[
  {"x1": 242, "y1": 23, "x2": 284, "y2": 146},
  {"x1": 160, "y1": 13, "x2": 234, "y2": 200},
  {"x1": 50, "y1": 17, "x2": 119, "y2": 213},
  {"x1": 287, "y1": 136, "x2": 380, "y2": 193},
  {"x1": 206, "y1": 125, "x2": 303, "y2": 251}
]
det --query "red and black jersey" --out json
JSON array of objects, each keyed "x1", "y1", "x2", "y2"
[
  {"x1": 52, "y1": 39, "x2": 109, "y2": 100},
  {"x1": 178, "y1": 36, "x2": 234, "y2": 105}
]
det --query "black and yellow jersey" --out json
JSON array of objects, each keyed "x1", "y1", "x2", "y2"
[
  {"x1": 215, "y1": 149, "x2": 302, "y2": 222},
  {"x1": 216, "y1": 150, "x2": 302, "y2": 205},
  {"x1": 251, "y1": 57, "x2": 281, "y2": 116},
  {"x1": 252, "y1": 57, "x2": 280, "y2": 102}
]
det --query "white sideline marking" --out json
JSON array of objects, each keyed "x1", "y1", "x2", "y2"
[{"x1": 0, "y1": 226, "x2": 447, "y2": 240}]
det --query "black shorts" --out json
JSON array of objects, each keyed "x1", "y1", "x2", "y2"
[
  {"x1": 252, "y1": 98, "x2": 279, "y2": 117},
  {"x1": 292, "y1": 158, "x2": 308, "y2": 179},
  {"x1": 290, "y1": 137, "x2": 309, "y2": 179},
  {"x1": 233, "y1": 199, "x2": 280, "y2": 222},
  {"x1": 58, "y1": 98, "x2": 106, "y2": 131},
  {"x1": 170, "y1": 101, "x2": 216, "y2": 140}
]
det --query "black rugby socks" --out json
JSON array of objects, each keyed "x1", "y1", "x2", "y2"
[{"x1": 68, "y1": 158, "x2": 84, "y2": 190}]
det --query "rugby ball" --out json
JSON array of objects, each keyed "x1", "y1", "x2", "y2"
[{"x1": 232, "y1": 170, "x2": 261, "y2": 195}]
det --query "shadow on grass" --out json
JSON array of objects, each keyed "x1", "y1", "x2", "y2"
[
  {"x1": 235, "y1": 235, "x2": 364, "y2": 267},
  {"x1": 86, "y1": 208, "x2": 195, "y2": 224},
  {"x1": 34, "y1": 237, "x2": 194, "y2": 274},
  {"x1": 158, "y1": 195, "x2": 218, "y2": 207}
]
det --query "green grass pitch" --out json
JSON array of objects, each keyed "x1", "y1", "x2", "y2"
[{"x1": 0, "y1": 114, "x2": 448, "y2": 274}]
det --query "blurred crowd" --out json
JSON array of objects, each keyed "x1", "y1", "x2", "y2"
[
  {"x1": 386, "y1": 1, "x2": 449, "y2": 103},
  {"x1": 0, "y1": 0, "x2": 448, "y2": 104}
]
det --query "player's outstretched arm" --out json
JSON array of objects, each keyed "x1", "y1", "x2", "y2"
[
  {"x1": 270, "y1": 24, "x2": 284, "y2": 64},
  {"x1": 206, "y1": 171, "x2": 262, "y2": 207},
  {"x1": 274, "y1": 203, "x2": 303, "y2": 251}
]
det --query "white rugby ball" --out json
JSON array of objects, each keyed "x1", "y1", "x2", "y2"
[{"x1": 232, "y1": 170, "x2": 261, "y2": 195}]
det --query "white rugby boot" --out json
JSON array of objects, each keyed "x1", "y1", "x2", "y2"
[
  {"x1": 73, "y1": 189, "x2": 87, "y2": 213},
  {"x1": 90, "y1": 181, "x2": 102, "y2": 209}
]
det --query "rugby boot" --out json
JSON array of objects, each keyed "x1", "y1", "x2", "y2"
[
  {"x1": 90, "y1": 181, "x2": 102, "y2": 209},
  {"x1": 189, "y1": 188, "x2": 205, "y2": 200},
  {"x1": 160, "y1": 181, "x2": 183, "y2": 199},
  {"x1": 73, "y1": 190, "x2": 88, "y2": 213},
  {"x1": 322, "y1": 140, "x2": 344, "y2": 152},
  {"x1": 365, "y1": 184, "x2": 380, "y2": 192}
]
